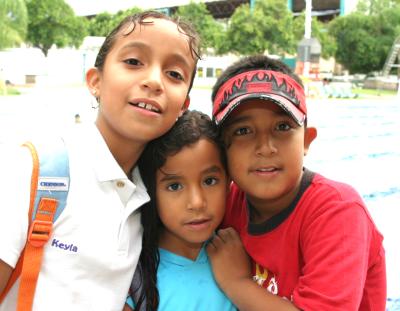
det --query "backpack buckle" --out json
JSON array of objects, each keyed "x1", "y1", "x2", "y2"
[{"x1": 28, "y1": 220, "x2": 53, "y2": 247}]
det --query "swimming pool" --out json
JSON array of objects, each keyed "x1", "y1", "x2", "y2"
[{"x1": 305, "y1": 97, "x2": 400, "y2": 311}]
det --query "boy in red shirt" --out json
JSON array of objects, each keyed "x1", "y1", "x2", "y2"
[{"x1": 207, "y1": 55, "x2": 386, "y2": 311}]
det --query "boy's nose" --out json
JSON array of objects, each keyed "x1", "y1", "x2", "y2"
[
  {"x1": 187, "y1": 187, "x2": 206, "y2": 212},
  {"x1": 255, "y1": 135, "x2": 277, "y2": 156}
]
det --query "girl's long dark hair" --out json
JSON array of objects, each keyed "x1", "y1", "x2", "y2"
[{"x1": 133, "y1": 110, "x2": 226, "y2": 311}]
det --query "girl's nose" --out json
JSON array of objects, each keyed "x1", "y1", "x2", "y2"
[
  {"x1": 141, "y1": 67, "x2": 163, "y2": 93},
  {"x1": 187, "y1": 187, "x2": 206, "y2": 212}
]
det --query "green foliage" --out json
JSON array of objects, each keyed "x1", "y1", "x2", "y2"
[
  {"x1": 174, "y1": 2, "x2": 224, "y2": 52},
  {"x1": 255, "y1": 0, "x2": 295, "y2": 55},
  {"x1": 114, "y1": 7, "x2": 142, "y2": 22},
  {"x1": 0, "y1": 0, "x2": 27, "y2": 49},
  {"x1": 88, "y1": 12, "x2": 114, "y2": 37},
  {"x1": 88, "y1": 7, "x2": 142, "y2": 37},
  {"x1": 226, "y1": 0, "x2": 295, "y2": 56},
  {"x1": 356, "y1": 0, "x2": 400, "y2": 15},
  {"x1": 329, "y1": 14, "x2": 381, "y2": 73},
  {"x1": 225, "y1": 4, "x2": 265, "y2": 55},
  {"x1": 26, "y1": 0, "x2": 88, "y2": 56},
  {"x1": 292, "y1": 14, "x2": 336, "y2": 59},
  {"x1": 329, "y1": 7, "x2": 400, "y2": 74}
]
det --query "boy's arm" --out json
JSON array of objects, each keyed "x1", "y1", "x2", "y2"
[
  {"x1": 207, "y1": 228, "x2": 300, "y2": 311},
  {"x1": 0, "y1": 259, "x2": 13, "y2": 294}
]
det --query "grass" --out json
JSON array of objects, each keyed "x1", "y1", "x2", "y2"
[
  {"x1": 0, "y1": 86, "x2": 21, "y2": 96},
  {"x1": 352, "y1": 88, "x2": 397, "y2": 97}
]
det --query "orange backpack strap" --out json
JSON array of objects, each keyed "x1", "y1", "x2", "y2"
[{"x1": 0, "y1": 140, "x2": 69, "y2": 310}]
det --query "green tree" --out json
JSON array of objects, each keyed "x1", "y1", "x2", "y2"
[
  {"x1": 89, "y1": 7, "x2": 142, "y2": 37},
  {"x1": 225, "y1": 4, "x2": 264, "y2": 55},
  {"x1": 174, "y1": 2, "x2": 224, "y2": 52},
  {"x1": 356, "y1": 0, "x2": 400, "y2": 15},
  {"x1": 113, "y1": 7, "x2": 142, "y2": 23},
  {"x1": 26, "y1": 0, "x2": 88, "y2": 56},
  {"x1": 226, "y1": 0, "x2": 295, "y2": 56},
  {"x1": 0, "y1": 0, "x2": 27, "y2": 49},
  {"x1": 88, "y1": 12, "x2": 114, "y2": 37},
  {"x1": 292, "y1": 14, "x2": 336, "y2": 59},
  {"x1": 329, "y1": 8, "x2": 400, "y2": 74}
]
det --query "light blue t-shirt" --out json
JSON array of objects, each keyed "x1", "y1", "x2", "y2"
[{"x1": 127, "y1": 245, "x2": 237, "y2": 310}]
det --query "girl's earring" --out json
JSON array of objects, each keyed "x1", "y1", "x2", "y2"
[{"x1": 91, "y1": 90, "x2": 99, "y2": 109}]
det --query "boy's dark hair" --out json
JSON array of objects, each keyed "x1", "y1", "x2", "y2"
[
  {"x1": 211, "y1": 54, "x2": 304, "y2": 103},
  {"x1": 95, "y1": 10, "x2": 201, "y2": 93},
  {"x1": 133, "y1": 110, "x2": 226, "y2": 311}
]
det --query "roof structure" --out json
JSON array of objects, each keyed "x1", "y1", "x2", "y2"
[{"x1": 67, "y1": 0, "x2": 357, "y2": 21}]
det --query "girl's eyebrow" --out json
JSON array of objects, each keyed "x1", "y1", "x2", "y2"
[
  {"x1": 120, "y1": 41, "x2": 149, "y2": 51},
  {"x1": 203, "y1": 165, "x2": 223, "y2": 175},
  {"x1": 159, "y1": 165, "x2": 223, "y2": 183},
  {"x1": 120, "y1": 42, "x2": 192, "y2": 71},
  {"x1": 159, "y1": 173, "x2": 181, "y2": 182},
  {"x1": 169, "y1": 52, "x2": 193, "y2": 68}
]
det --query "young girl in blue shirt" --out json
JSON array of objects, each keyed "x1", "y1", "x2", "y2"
[{"x1": 125, "y1": 110, "x2": 237, "y2": 311}]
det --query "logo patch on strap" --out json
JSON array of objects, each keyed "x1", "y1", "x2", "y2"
[{"x1": 38, "y1": 177, "x2": 69, "y2": 191}]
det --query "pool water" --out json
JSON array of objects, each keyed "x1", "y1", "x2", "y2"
[{"x1": 305, "y1": 98, "x2": 400, "y2": 310}]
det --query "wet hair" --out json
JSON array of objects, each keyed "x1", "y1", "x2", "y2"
[
  {"x1": 132, "y1": 110, "x2": 226, "y2": 311},
  {"x1": 211, "y1": 54, "x2": 304, "y2": 103},
  {"x1": 95, "y1": 10, "x2": 201, "y2": 93}
]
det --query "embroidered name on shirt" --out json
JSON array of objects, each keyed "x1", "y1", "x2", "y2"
[{"x1": 51, "y1": 239, "x2": 78, "y2": 252}]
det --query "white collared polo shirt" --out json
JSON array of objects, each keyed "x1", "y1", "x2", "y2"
[{"x1": 0, "y1": 124, "x2": 149, "y2": 311}]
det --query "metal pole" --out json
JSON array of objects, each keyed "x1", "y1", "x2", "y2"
[
  {"x1": 340, "y1": 0, "x2": 345, "y2": 16},
  {"x1": 250, "y1": 0, "x2": 255, "y2": 13},
  {"x1": 304, "y1": 0, "x2": 312, "y2": 39},
  {"x1": 303, "y1": 0, "x2": 312, "y2": 77},
  {"x1": 287, "y1": 0, "x2": 293, "y2": 11}
]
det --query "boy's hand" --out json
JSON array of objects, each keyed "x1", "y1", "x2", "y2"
[
  {"x1": 206, "y1": 227, "x2": 252, "y2": 291},
  {"x1": 207, "y1": 228, "x2": 300, "y2": 311}
]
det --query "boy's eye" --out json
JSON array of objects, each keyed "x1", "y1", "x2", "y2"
[
  {"x1": 275, "y1": 122, "x2": 293, "y2": 131},
  {"x1": 124, "y1": 58, "x2": 142, "y2": 66},
  {"x1": 234, "y1": 127, "x2": 251, "y2": 136},
  {"x1": 167, "y1": 183, "x2": 182, "y2": 191},
  {"x1": 168, "y1": 71, "x2": 184, "y2": 81},
  {"x1": 203, "y1": 177, "x2": 218, "y2": 186}
]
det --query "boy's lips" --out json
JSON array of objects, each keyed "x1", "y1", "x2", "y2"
[
  {"x1": 250, "y1": 165, "x2": 280, "y2": 175},
  {"x1": 129, "y1": 98, "x2": 162, "y2": 113}
]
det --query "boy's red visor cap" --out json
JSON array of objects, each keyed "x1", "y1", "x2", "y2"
[{"x1": 212, "y1": 70, "x2": 307, "y2": 126}]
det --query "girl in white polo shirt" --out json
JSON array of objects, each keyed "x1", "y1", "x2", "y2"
[{"x1": 0, "y1": 11, "x2": 200, "y2": 311}]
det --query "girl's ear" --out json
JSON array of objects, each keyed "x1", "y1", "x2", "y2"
[
  {"x1": 86, "y1": 68, "x2": 101, "y2": 97},
  {"x1": 179, "y1": 97, "x2": 190, "y2": 117},
  {"x1": 304, "y1": 127, "x2": 317, "y2": 155}
]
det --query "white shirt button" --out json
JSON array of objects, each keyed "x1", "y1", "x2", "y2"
[{"x1": 116, "y1": 181, "x2": 125, "y2": 188}]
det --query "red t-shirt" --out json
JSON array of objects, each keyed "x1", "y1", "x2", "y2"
[{"x1": 223, "y1": 169, "x2": 386, "y2": 311}]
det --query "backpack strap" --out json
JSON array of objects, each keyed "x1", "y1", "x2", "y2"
[{"x1": 0, "y1": 139, "x2": 69, "y2": 310}]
